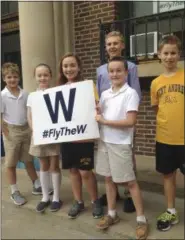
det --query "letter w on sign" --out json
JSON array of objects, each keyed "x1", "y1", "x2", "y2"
[{"x1": 43, "y1": 88, "x2": 76, "y2": 123}]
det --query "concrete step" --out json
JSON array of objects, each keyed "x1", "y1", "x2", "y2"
[{"x1": 1, "y1": 168, "x2": 184, "y2": 239}]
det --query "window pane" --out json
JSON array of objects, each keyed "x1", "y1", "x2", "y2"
[
  {"x1": 133, "y1": 1, "x2": 153, "y2": 17},
  {"x1": 1, "y1": 1, "x2": 18, "y2": 15},
  {"x1": 9, "y1": 1, "x2": 18, "y2": 13},
  {"x1": 1, "y1": 2, "x2": 9, "y2": 15}
]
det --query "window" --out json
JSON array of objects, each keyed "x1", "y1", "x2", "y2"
[
  {"x1": 133, "y1": 1, "x2": 154, "y2": 18},
  {"x1": 132, "y1": 1, "x2": 184, "y2": 17},
  {"x1": 1, "y1": 1, "x2": 18, "y2": 16}
]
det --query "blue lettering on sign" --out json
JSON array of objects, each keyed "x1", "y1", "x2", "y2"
[
  {"x1": 43, "y1": 88, "x2": 76, "y2": 123},
  {"x1": 42, "y1": 124, "x2": 87, "y2": 140}
]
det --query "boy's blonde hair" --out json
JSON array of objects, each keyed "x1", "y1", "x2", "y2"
[
  {"x1": 105, "y1": 31, "x2": 124, "y2": 43},
  {"x1": 159, "y1": 35, "x2": 181, "y2": 52},
  {"x1": 1, "y1": 62, "x2": 20, "y2": 78}
]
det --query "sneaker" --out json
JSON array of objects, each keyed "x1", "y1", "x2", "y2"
[
  {"x1": 68, "y1": 201, "x2": 85, "y2": 219},
  {"x1": 32, "y1": 186, "x2": 42, "y2": 195},
  {"x1": 99, "y1": 192, "x2": 121, "y2": 207},
  {"x1": 50, "y1": 200, "x2": 63, "y2": 212},
  {"x1": 36, "y1": 200, "x2": 50, "y2": 213},
  {"x1": 123, "y1": 197, "x2": 136, "y2": 213},
  {"x1": 99, "y1": 194, "x2": 107, "y2": 206},
  {"x1": 136, "y1": 221, "x2": 149, "y2": 239},
  {"x1": 96, "y1": 214, "x2": 120, "y2": 230},
  {"x1": 11, "y1": 191, "x2": 27, "y2": 206},
  {"x1": 123, "y1": 189, "x2": 135, "y2": 213},
  {"x1": 157, "y1": 211, "x2": 179, "y2": 231},
  {"x1": 92, "y1": 199, "x2": 104, "y2": 219}
]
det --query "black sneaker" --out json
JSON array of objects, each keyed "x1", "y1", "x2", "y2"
[
  {"x1": 92, "y1": 199, "x2": 104, "y2": 219},
  {"x1": 32, "y1": 186, "x2": 42, "y2": 195},
  {"x1": 157, "y1": 211, "x2": 179, "y2": 231},
  {"x1": 99, "y1": 192, "x2": 121, "y2": 206},
  {"x1": 50, "y1": 200, "x2": 63, "y2": 212},
  {"x1": 68, "y1": 201, "x2": 85, "y2": 219},
  {"x1": 36, "y1": 200, "x2": 50, "y2": 213},
  {"x1": 123, "y1": 190, "x2": 135, "y2": 213},
  {"x1": 99, "y1": 194, "x2": 107, "y2": 206}
]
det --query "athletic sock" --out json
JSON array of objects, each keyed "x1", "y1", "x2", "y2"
[
  {"x1": 51, "y1": 172, "x2": 61, "y2": 202},
  {"x1": 108, "y1": 209, "x2": 116, "y2": 218},
  {"x1": 40, "y1": 171, "x2": 50, "y2": 202}
]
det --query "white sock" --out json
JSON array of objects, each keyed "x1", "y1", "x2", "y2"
[
  {"x1": 108, "y1": 209, "x2": 116, "y2": 218},
  {"x1": 10, "y1": 184, "x2": 18, "y2": 194},
  {"x1": 167, "y1": 208, "x2": 176, "y2": 214},
  {"x1": 34, "y1": 178, "x2": 41, "y2": 188},
  {"x1": 40, "y1": 171, "x2": 50, "y2": 202},
  {"x1": 51, "y1": 172, "x2": 61, "y2": 202},
  {"x1": 137, "y1": 215, "x2": 147, "y2": 223},
  {"x1": 49, "y1": 172, "x2": 53, "y2": 190}
]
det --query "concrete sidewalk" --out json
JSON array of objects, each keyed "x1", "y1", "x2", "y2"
[
  {"x1": 1, "y1": 166, "x2": 184, "y2": 239},
  {"x1": 133, "y1": 155, "x2": 184, "y2": 198},
  {"x1": 2, "y1": 154, "x2": 184, "y2": 197}
]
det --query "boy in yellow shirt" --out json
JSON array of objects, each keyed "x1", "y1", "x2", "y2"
[{"x1": 151, "y1": 35, "x2": 184, "y2": 231}]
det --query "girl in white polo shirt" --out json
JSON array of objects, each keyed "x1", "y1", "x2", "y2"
[
  {"x1": 95, "y1": 56, "x2": 148, "y2": 239},
  {"x1": 27, "y1": 63, "x2": 61, "y2": 213}
]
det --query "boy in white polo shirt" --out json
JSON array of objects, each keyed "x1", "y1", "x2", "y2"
[
  {"x1": 1, "y1": 62, "x2": 41, "y2": 206},
  {"x1": 95, "y1": 57, "x2": 148, "y2": 239}
]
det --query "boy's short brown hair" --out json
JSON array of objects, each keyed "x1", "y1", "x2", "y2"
[
  {"x1": 1, "y1": 62, "x2": 20, "y2": 78},
  {"x1": 158, "y1": 35, "x2": 181, "y2": 51},
  {"x1": 105, "y1": 31, "x2": 124, "y2": 43}
]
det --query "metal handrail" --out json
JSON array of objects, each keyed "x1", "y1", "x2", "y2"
[{"x1": 99, "y1": 9, "x2": 184, "y2": 64}]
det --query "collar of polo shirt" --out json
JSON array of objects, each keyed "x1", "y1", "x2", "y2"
[
  {"x1": 109, "y1": 82, "x2": 129, "y2": 95},
  {"x1": 4, "y1": 86, "x2": 23, "y2": 99}
]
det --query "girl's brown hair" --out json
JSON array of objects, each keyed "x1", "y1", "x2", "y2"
[{"x1": 57, "y1": 53, "x2": 82, "y2": 86}]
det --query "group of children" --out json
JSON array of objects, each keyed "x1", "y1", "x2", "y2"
[{"x1": 1, "y1": 31, "x2": 184, "y2": 240}]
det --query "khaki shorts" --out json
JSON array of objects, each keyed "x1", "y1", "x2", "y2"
[
  {"x1": 3, "y1": 123, "x2": 33, "y2": 168},
  {"x1": 29, "y1": 137, "x2": 60, "y2": 158},
  {"x1": 95, "y1": 140, "x2": 136, "y2": 183}
]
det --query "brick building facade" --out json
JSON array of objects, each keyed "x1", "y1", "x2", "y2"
[
  {"x1": 74, "y1": 1, "x2": 156, "y2": 156},
  {"x1": 2, "y1": 2, "x2": 184, "y2": 157}
]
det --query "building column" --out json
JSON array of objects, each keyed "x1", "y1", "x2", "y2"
[
  {"x1": 53, "y1": 2, "x2": 74, "y2": 74},
  {"x1": 18, "y1": 2, "x2": 56, "y2": 92}
]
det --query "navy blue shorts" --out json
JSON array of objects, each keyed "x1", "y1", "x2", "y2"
[
  {"x1": 61, "y1": 142, "x2": 94, "y2": 170},
  {"x1": 156, "y1": 141, "x2": 185, "y2": 175}
]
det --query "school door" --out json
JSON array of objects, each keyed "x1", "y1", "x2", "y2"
[{"x1": 1, "y1": 32, "x2": 22, "y2": 90}]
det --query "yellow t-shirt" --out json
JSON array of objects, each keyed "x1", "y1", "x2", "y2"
[{"x1": 151, "y1": 69, "x2": 184, "y2": 145}]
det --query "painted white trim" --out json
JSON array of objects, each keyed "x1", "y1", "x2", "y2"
[
  {"x1": 153, "y1": 0, "x2": 184, "y2": 14},
  {"x1": 130, "y1": 32, "x2": 160, "y2": 57}
]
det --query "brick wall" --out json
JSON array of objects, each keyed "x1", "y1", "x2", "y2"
[
  {"x1": 135, "y1": 91, "x2": 156, "y2": 156},
  {"x1": 74, "y1": 2, "x2": 156, "y2": 157},
  {"x1": 74, "y1": 1, "x2": 116, "y2": 79}
]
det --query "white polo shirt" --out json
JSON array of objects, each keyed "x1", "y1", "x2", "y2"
[
  {"x1": 99, "y1": 83, "x2": 139, "y2": 144},
  {"x1": 27, "y1": 89, "x2": 44, "y2": 108},
  {"x1": 1, "y1": 87, "x2": 28, "y2": 126}
]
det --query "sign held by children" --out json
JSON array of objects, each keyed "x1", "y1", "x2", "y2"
[{"x1": 31, "y1": 80, "x2": 100, "y2": 145}]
